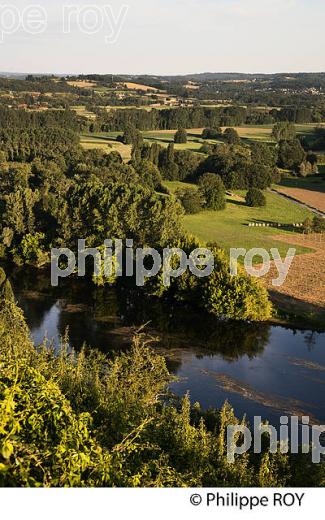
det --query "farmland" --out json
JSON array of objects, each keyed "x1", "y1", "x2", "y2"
[
  {"x1": 274, "y1": 174, "x2": 325, "y2": 213},
  {"x1": 2, "y1": 68, "x2": 325, "y2": 495},
  {"x1": 119, "y1": 82, "x2": 159, "y2": 92},
  {"x1": 80, "y1": 134, "x2": 132, "y2": 160},
  {"x1": 81, "y1": 124, "x2": 325, "y2": 157},
  {"x1": 67, "y1": 80, "x2": 97, "y2": 88},
  {"x1": 262, "y1": 233, "x2": 325, "y2": 320},
  {"x1": 78, "y1": 119, "x2": 325, "y2": 322}
]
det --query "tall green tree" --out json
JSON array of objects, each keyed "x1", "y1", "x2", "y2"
[{"x1": 199, "y1": 173, "x2": 226, "y2": 211}]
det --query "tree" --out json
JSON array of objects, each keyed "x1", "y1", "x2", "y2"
[
  {"x1": 200, "y1": 143, "x2": 213, "y2": 155},
  {"x1": 174, "y1": 150, "x2": 200, "y2": 181},
  {"x1": 135, "y1": 160, "x2": 162, "y2": 190},
  {"x1": 16, "y1": 232, "x2": 48, "y2": 266},
  {"x1": 174, "y1": 128, "x2": 188, "y2": 144},
  {"x1": 202, "y1": 128, "x2": 222, "y2": 140},
  {"x1": 250, "y1": 142, "x2": 277, "y2": 168},
  {"x1": 298, "y1": 161, "x2": 313, "y2": 177},
  {"x1": 272, "y1": 122, "x2": 296, "y2": 142},
  {"x1": 199, "y1": 173, "x2": 226, "y2": 211},
  {"x1": 166, "y1": 142, "x2": 175, "y2": 162},
  {"x1": 247, "y1": 164, "x2": 274, "y2": 189},
  {"x1": 118, "y1": 125, "x2": 143, "y2": 147},
  {"x1": 278, "y1": 139, "x2": 306, "y2": 171},
  {"x1": 306, "y1": 152, "x2": 318, "y2": 167},
  {"x1": 313, "y1": 216, "x2": 325, "y2": 233},
  {"x1": 159, "y1": 143, "x2": 179, "y2": 180},
  {"x1": 0, "y1": 267, "x2": 14, "y2": 302},
  {"x1": 131, "y1": 144, "x2": 142, "y2": 165},
  {"x1": 201, "y1": 247, "x2": 273, "y2": 321},
  {"x1": 303, "y1": 216, "x2": 313, "y2": 234},
  {"x1": 223, "y1": 128, "x2": 240, "y2": 144},
  {"x1": 246, "y1": 188, "x2": 266, "y2": 207},
  {"x1": 176, "y1": 188, "x2": 203, "y2": 214}
]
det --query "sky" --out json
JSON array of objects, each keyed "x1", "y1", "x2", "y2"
[{"x1": 0, "y1": 0, "x2": 324, "y2": 75}]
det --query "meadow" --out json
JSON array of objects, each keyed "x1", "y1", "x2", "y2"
[
  {"x1": 80, "y1": 133, "x2": 132, "y2": 160},
  {"x1": 80, "y1": 125, "x2": 324, "y2": 252},
  {"x1": 80, "y1": 124, "x2": 325, "y2": 158},
  {"x1": 80, "y1": 125, "x2": 321, "y2": 258},
  {"x1": 163, "y1": 182, "x2": 314, "y2": 258}
]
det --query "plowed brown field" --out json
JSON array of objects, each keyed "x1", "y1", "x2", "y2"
[
  {"x1": 275, "y1": 187, "x2": 325, "y2": 213},
  {"x1": 262, "y1": 234, "x2": 325, "y2": 309}
]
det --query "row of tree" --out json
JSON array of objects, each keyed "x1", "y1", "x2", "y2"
[{"x1": 95, "y1": 105, "x2": 324, "y2": 133}]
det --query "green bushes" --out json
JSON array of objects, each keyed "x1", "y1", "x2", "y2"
[
  {"x1": 176, "y1": 189, "x2": 203, "y2": 214},
  {"x1": 197, "y1": 142, "x2": 277, "y2": 190},
  {"x1": 202, "y1": 249, "x2": 272, "y2": 321},
  {"x1": 174, "y1": 128, "x2": 188, "y2": 144},
  {"x1": 303, "y1": 215, "x2": 325, "y2": 234},
  {"x1": 223, "y1": 128, "x2": 240, "y2": 144},
  {"x1": 202, "y1": 128, "x2": 222, "y2": 139},
  {"x1": 246, "y1": 188, "x2": 267, "y2": 207},
  {"x1": 145, "y1": 242, "x2": 272, "y2": 322},
  {"x1": 118, "y1": 125, "x2": 143, "y2": 147},
  {"x1": 199, "y1": 173, "x2": 226, "y2": 211}
]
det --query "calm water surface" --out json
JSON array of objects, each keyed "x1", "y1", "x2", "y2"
[{"x1": 8, "y1": 266, "x2": 325, "y2": 428}]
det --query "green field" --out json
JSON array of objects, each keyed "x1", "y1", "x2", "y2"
[
  {"x1": 80, "y1": 133, "x2": 132, "y2": 160},
  {"x1": 142, "y1": 130, "x2": 210, "y2": 152},
  {"x1": 166, "y1": 185, "x2": 314, "y2": 258},
  {"x1": 71, "y1": 106, "x2": 96, "y2": 120},
  {"x1": 163, "y1": 180, "x2": 198, "y2": 193},
  {"x1": 80, "y1": 124, "x2": 325, "y2": 161}
]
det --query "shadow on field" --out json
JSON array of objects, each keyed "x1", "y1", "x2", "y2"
[
  {"x1": 279, "y1": 174, "x2": 325, "y2": 193},
  {"x1": 269, "y1": 290, "x2": 325, "y2": 331},
  {"x1": 227, "y1": 199, "x2": 246, "y2": 207}
]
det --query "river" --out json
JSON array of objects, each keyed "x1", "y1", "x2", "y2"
[{"x1": 7, "y1": 265, "x2": 325, "y2": 429}]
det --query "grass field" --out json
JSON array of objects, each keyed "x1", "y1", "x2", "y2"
[
  {"x1": 278, "y1": 174, "x2": 325, "y2": 193},
  {"x1": 174, "y1": 188, "x2": 314, "y2": 258},
  {"x1": 143, "y1": 125, "x2": 322, "y2": 149},
  {"x1": 83, "y1": 128, "x2": 220, "y2": 155},
  {"x1": 71, "y1": 106, "x2": 96, "y2": 119},
  {"x1": 163, "y1": 181, "x2": 197, "y2": 193},
  {"x1": 143, "y1": 130, "x2": 208, "y2": 152},
  {"x1": 79, "y1": 124, "x2": 325, "y2": 159},
  {"x1": 80, "y1": 134, "x2": 132, "y2": 160}
]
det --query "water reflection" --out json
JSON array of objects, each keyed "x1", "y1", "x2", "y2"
[{"x1": 6, "y1": 265, "x2": 325, "y2": 426}]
